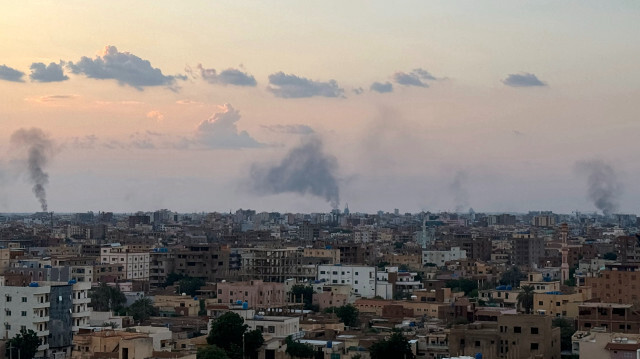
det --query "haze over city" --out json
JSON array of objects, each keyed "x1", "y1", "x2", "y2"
[{"x1": 1, "y1": 1, "x2": 639, "y2": 214}]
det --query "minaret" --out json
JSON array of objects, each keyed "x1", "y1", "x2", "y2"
[
  {"x1": 420, "y1": 217, "x2": 427, "y2": 249},
  {"x1": 560, "y1": 223, "x2": 569, "y2": 283}
]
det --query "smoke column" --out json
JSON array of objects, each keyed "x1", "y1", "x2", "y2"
[
  {"x1": 575, "y1": 159, "x2": 622, "y2": 216},
  {"x1": 449, "y1": 170, "x2": 469, "y2": 213},
  {"x1": 250, "y1": 136, "x2": 340, "y2": 208},
  {"x1": 10, "y1": 128, "x2": 54, "y2": 211}
]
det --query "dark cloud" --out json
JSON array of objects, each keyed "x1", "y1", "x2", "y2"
[
  {"x1": 262, "y1": 124, "x2": 315, "y2": 135},
  {"x1": 67, "y1": 46, "x2": 181, "y2": 90},
  {"x1": 29, "y1": 62, "x2": 69, "y2": 82},
  {"x1": 195, "y1": 104, "x2": 264, "y2": 149},
  {"x1": 196, "y1": 64, "x2": 257, "y2": 86},
  {"x1": 267, "y1": 72, "x2": 344, "y2": 98},
  {"x1": 393, "y1": 68, "x2": 436, "y2": 88},
  {"x1": 370, "y1": 81, "x2": 393, "y2": 93},
  {"x1": 0, "y1": 64, "x2": 25, "y2": 82},
  {"x1": 502, "y1": 73, "x2": 546, "y2": 87},
  {"x1": 249, "y1": 136, "x2": 340, "y2": 208}
]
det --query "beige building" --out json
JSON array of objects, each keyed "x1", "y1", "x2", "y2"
[
  {"x1": 100, "y1": 245, "x2": 150, "y2": 281},
  {"x1": 573, "y1": 330, "x2": 640, "y2": 359},
  {"x1": 533, "y1": 287, "x2": 591, "y2": 318},
  {"x1": 303, "y1": 248, "x2": 340, "y2": 264},
  {"x1": 216, "y1": 280, "x2": 286, "y2": 309},
  {"x1": 449, "y1": 314, "x2": 561, "y2": 359}
]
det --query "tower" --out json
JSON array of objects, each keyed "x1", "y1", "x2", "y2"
[{"x1": 560, "y1": 223, "x2": 569, "y2": 283}]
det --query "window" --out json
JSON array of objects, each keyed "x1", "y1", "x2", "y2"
[
  {"x1": 21, "y1": 311, "x2": 27, "y2": 317},
  {"x1": 538, "y1": 301, "x2": 543, "y2": 305},
  {"x1": 22, "y1": 297, "x2": 27, "y2": 303},
  {"x1": 268, "y1": 326, "x2": 275, "y2": 333},
  {"x1": 531, "y1": 327, "x2": 539, "y2": 334},
  {"x1": 5, "y1": 310, "x2": 11, "y2": 316},
  {"x1": 475, "y1": 341, "x2": 481, "y2": 347},
  {"x1": 514, "y1": 327, "x2": 521, "y2": 333},
  {"x1": 530, "y1": 343, "x2": 539, "y2": 350},
  {"x1": 6, "y1": 296, "x2": 11, "y2": 302}
]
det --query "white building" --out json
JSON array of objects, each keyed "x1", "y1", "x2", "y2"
[
  {"x1": 0, "y1": 284, "x2": 51, "y2": 354},
  {"x1": 317, "y1": 265, "x2": 376, "y2": 298},
  {"x1": 100, "y1": 244, "x2": 150, "y2": 280},
  {"x1": 422, "y1": 247, "x2": 467, "y2": 266}
]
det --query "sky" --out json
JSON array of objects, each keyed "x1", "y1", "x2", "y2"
[{"x1": 1, "y1": 1, "x2": 639, "y2": 214}]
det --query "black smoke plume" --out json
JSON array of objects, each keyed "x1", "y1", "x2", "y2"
[
  {"x1": 10, "y1": 128, "x2": 54, "y2": 211},
  {"x1": 250, "y1": 136, "x2": 340, "y2": 208},
  {"x1": 575, "y1": 160, "x2": 622, "y2": 216}
]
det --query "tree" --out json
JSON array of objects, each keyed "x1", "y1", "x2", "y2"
[
  {"x1": 207, "y1": 312, "x2": 264, "y2": 359},
  {"x1": 244, "y1": 329, "x2": 265, "y2": 359},
  {"x1": 285, "y1": 335, "x2": 315, "y2": 358},
  {"x1": 6, "y1": 329, "x2": 41, "y2": 359},
  {"x1": 552, "y1": 317, "x2": 576, "y2": 352},
  {"x1": 369, "y1": 330, "x2": 415, "y2": 359},
  {"x1": 603, "y1": 252, "x2": 618, "y2": 261},
  {"x1": 290, "y1": 284, "x2": 315, "y2": 310},
  {"x1": 89, "y1": 282, "x2": 126, "y2": 312},
  {"x1": 445, "y1": 278, "x2": 478, "y2": 296},
  {"x1": 165, "y1": 272, "x2": 186, "y2": 286},
  {"x1": 332, "y1": 304, "x2": 359, "y2": 327},
  {"x1": 176, "y1": 276, "x2": 205, "y2": 296},
  {"x1": 500, "y1": 266, "x2": 524, "y2": 287},
  {"x1": 517, "y1": 285, "x2": 535, "y2": 314},
  {"x1": 197, "y1": 345, "x2": 230, "y2": 359},
  {"x1": 127, "y1": 297, "x2": 158, "y2": 322}
]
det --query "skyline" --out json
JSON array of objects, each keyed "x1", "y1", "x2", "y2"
[{"x1": 1, "y1": 1, "x2": 639, "y2": 214}]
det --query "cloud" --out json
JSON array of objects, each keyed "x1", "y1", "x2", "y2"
[
  {"x1": 176, "y1": 99, "x2": 201, "y2": 105},
  {"x1": 370, "y1": 81, "x2": 393, "y2": 93},
  {"x1": 195, "y1": 104, "x2": 264, "y2": 149},
  {"x1": 146, "y1": 110, "x2": 164, "y2": 122},
  {"x1": 196, "y1": 64, "x2": 257, "y2": 86},
  {"x1": 29, "y1": 62, "x2": 69, "y2": 82},
  {"x1": 267, "y1": 72, "x2": 344, "y2": 98},
  {"x1": 67, "y1": 46, "x2": 182, "y2": 90},
  {"x1": 393, "y1": 68, "x2": 436, "y2": 87},
  {"x1": 25, "y1": 95, "x2": 78, "y2": 103},
  {"x1": 0, "y1": 64, "x2": 25, "y2": 82},
  {"x1": 502, "y1": 73, "x2": 546, "y2": 87},
  {"x1": 353, "y1": 87, "x2": 364, "y2": 95},
  {"x1": 68, "y1": 135, "x2": 99, "y2": 149},
  {"x1": 262, "y1": 124, "x2": 315, "y2": 135}
]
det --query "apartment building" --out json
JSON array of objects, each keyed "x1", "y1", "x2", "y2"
[
  {"x1": 577, "y1": 303, "x2": 640, "y2": 333},
  {"x1": 317, "y1": 265, "x2": 376, "y2": 298},
  {"x1": 422, "y1": 247, "x2": 467, "y2": 266},
  {"x1": 100, "y1": 244, "x2": 150, "y2": 281},
  {"x1": 449, "y1": 314, "x2": 561, "y2": 359},
  {"x1": 241, "y1": 247, "x2": 316, "y2": 282},
  {"x1": 216, "y1": 280, "x2": 286, "y2": 308},
  {"x1": 586, "y1": 264, "x2": 640, "y2": 304}
]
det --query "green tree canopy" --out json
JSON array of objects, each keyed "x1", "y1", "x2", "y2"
[
  {"x1": 285, "y1": 335, "x2": 315, "y2": 358},
  {"x1": 165, "y1": 272, "x2": 186, "y2": 286},
  {"x1": 325, "y1": 304, "x2": 359, "y2": 327},
  {"x1": 369, "y1": 330, "x2": 415, "y2": 359},
  {"x1": 89, "y1": 282, "x2": 126, "y2": 312},
  {"x1": 445, "y1": 278, "x2": 478, "y2": 296},
  {"x1": 290, "y1": 284, "x2": 315, "y2": 310},
  {"x1": 197, "y1": 345, "x2": 230, "y2": 359},
  {"x1": 207, "y1": 312, "x2": 264, "y2": 359},
  {"x1": 127, "y1": 297, "x2": 159, "y2": 322},
  {"x1": 6, "y1": 329, "x2": 41, "y2": 359},
  {"x1": 177, "y1": 276, "x2": 206, "y2": 297},
  {"x1": 552, "y1": 317, "x2": 577, "y2": 352},
  {"x1": 517, "y1": 285, "x2": 535, "y2": 314}
]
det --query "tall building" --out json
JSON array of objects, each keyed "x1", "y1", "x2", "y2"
[
  {"x1": 316, "y1": 265, "x2": 376, "y2": 298},
  {"x1": 511, "y1": 232, "x2": 544, "y2": 268},
  {"x1": 100, "y1": 244, "x2": 150, "y2": 281}
]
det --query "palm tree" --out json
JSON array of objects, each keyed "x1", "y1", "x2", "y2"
[{"x1": 517, "y1": 285, "x2": 535, "y2": 314}]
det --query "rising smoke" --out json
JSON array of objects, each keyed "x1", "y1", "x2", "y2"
[
  {"x1": 575, "y1": 159, "x2": 622, "y2": 216},
  {"x1": 10, "y1": 128, "x2": 54, "y2": 211},
  {"x1": 249, "y1": 136, "x2": 340, "y2": 208},
  {"x1": 449, "y1": 170, "x2": 469, "y2": 213}
]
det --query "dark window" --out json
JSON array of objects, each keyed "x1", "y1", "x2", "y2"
[
  {"x1": 531, "y1": 327, "x2": 539, "y2": 334},
  {"x1": 475, "y1": 341, "x2": 480, "y2": 347},
  {"x1": 531, "y1": 343, "x2": 539, "y2": 350},
  {"x1": 514, "y1": 326, "x2": 521, "y2": 333}
]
